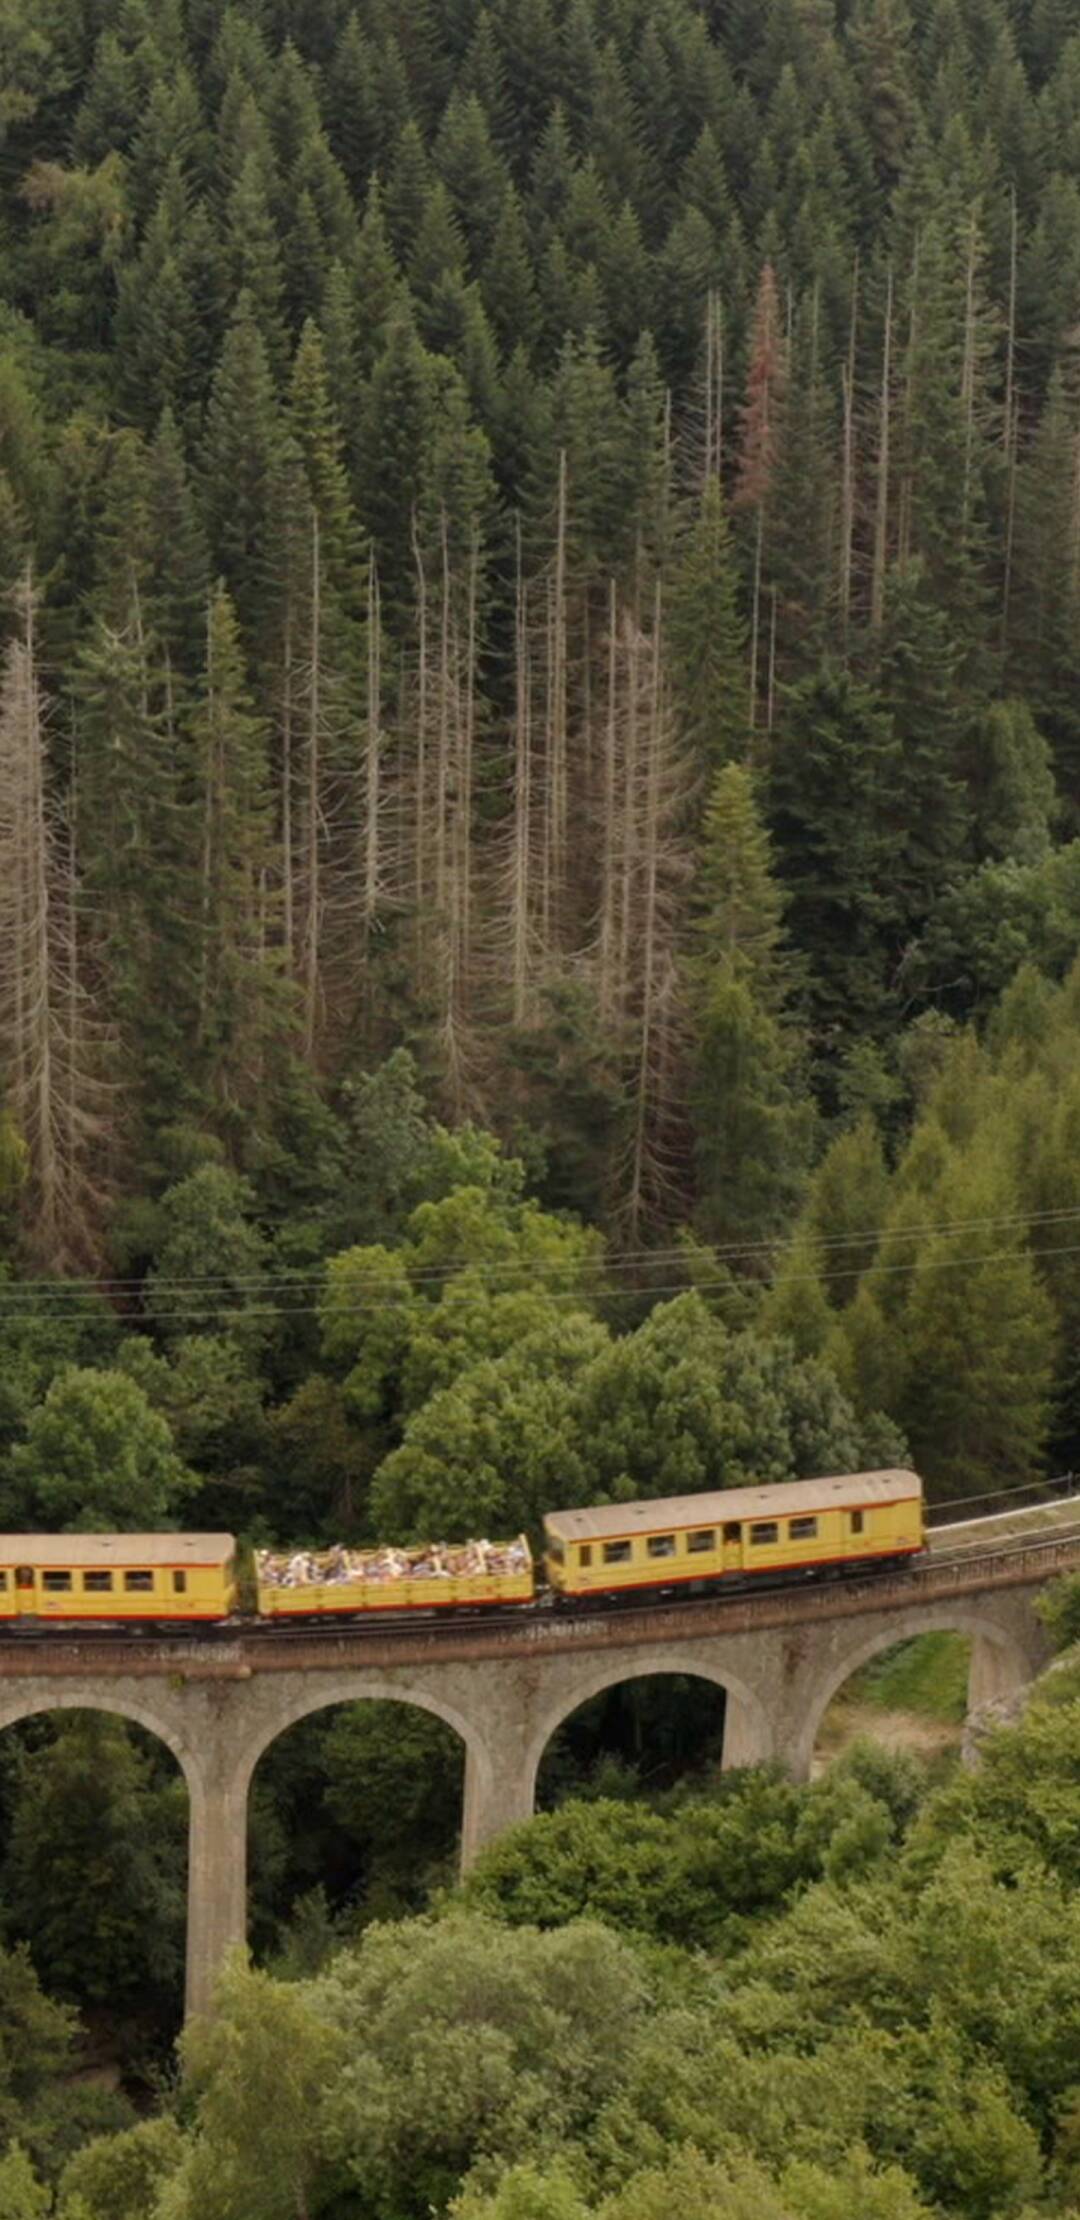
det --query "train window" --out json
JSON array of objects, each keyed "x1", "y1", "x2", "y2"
[
  {"x1": 0, "y1": 1572, "x2": 7, "y2": 1590},
  {"x1": 547, "y1": 1536, "x2": 565, "y2": 1564},
  {"x1": 687, "y1": 1529, "x2": 715, "y2": 1553},
  {"x1": 647, "y1": 1534, "x2": 676, "y2": 1559},
  {"x1": 42, "y1": 1572, "x2": 72, "y2": 1592},
  {"x1": 602, "y1": 1540, "x2": 632, "y2": 1565},
  {"x1": 850, "y1": 1510, "x2": 865, "y2": 1535},
  {"x1": 124, "y1": 1571, "x2": 154, "y2": 1593},
  {"x1": 15, "y1": 1567, "x2": 34, "y2": 1589},
  {"x1": 578, "y1": 1546, "x2": 592, "y2": 1569},
  {"x1": 172, "y1": 1570, "x2": 188, "y2": 1594},
  {"x1": 722, "y1": 1523, "x2": 741, "y2": 1543},
  {"x1": 83, "y1": 1572, "x2": 113, "y2": 1593},
  {"x1": 789, "y1": 1516, "x2": 818, "y2": 1541},
  {"x1": 749, "y1": 1522, "x2": 779, "y2": 1546}
]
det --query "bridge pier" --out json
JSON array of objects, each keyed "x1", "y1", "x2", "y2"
[
  {"x1": 721, "y1": 1687, "x2": 779, "y2": 1770},
  {"x1": 461, "y1": 1738, "x2": 536, "y2": 1868},
  {"x1": 967, "y1": 1627, "x2": 1037, "y2": 1713},
  {"x1": 186, "y1": 1757, "x2": 252, "y2": 2023}
]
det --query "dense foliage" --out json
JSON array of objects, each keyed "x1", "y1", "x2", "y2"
[
  {"x1": 3, "y1": 0, "x2": 1080, "y2": 2194},
  {"x1": 0, "y1": 0, "x2": 1079, "y2": 1506},
  {"x1": 2, "y1": 1637, "x2": 1077, "y2": 2218}
]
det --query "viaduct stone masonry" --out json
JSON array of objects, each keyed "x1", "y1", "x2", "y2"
[{"x1": 0, "y1": 1524, "x2": 1075, "y2": 2021}]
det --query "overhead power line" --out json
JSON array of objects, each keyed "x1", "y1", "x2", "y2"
[
  {"x1": 2, "y1": 1232, "x2": 1080, "y2": 1327},
  {"x1": 3, "y1": 1198, "x2": 1080, "y2": 1306}
]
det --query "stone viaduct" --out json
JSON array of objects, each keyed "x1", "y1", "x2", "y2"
[{"x1": 0, "y1": 1517, "x2": 1076, "y2": 2021}]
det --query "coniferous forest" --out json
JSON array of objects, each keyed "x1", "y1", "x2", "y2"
[
  {"x1": 2, "y1": 1, "x2": 1080, "y2": 2207},
  {"x1": 4, "y1": 0, "x2": 1080, "y2": 1508}
]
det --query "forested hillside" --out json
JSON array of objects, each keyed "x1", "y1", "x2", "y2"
[
  {"x1": 2, "y1": 1607, "x2": 1079, "y2": 2216},
  {"x1": 4, "y1": 0, "x2": 1080, "y2": 1509}
]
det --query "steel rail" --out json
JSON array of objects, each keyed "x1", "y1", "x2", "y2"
[{"x1": 0, "y1": 1526, "x2": 1075, "y2": 1675}]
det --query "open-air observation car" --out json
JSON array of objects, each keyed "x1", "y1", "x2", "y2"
[{"x1": 255, "y1": 1535, "x2": 534, "y2": 1616}]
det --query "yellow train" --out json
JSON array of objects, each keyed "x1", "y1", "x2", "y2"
[
  {"x1": 543, "y1": 1469, "x2": 924, "y2": 1602},
  {"x1": 0, "y1": 1469, "x2": 924, "y2": 1627},
  {"x1": 0, "y1": 1535, "x2": 237, "y2": 1623}
]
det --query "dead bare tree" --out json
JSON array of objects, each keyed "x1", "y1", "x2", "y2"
[{"x1": 0, "y1": 572, "x2": 108, "y2": 1267}]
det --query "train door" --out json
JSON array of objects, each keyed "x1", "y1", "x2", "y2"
[
  {"x1": 722, "y1": 1522, "x2": 743, "y2": 1571},
  {"x1": 14, "y1": 1566, "x2": 38, "y2": 1617}
]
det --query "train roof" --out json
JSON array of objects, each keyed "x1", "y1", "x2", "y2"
[
  {"x1": 0, "y1": 1534, "x2": 236, "y2": 1567},
  {"x1": 544, "y1": 1469, "x2": 922, "y2": 1544}
]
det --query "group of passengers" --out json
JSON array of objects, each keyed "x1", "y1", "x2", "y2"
[{"x1": 256, "y1": 1538, "x2": 530, "y2": 1589}]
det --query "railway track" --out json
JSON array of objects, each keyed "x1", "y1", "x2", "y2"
[{"x1": 0, "y1": 1507, "x2": 1076, "y2": 1660}]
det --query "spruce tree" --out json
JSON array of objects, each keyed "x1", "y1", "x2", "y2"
[
  {"x1": 667, "y1": 477, "x2": 747, "y2": 767},
  {"x1": 900, "y1": 1144, "x2": 1057, "y2": 1498},
  {"x1": 766, "y1": 668, "x2": 902, "y2": 1056},
  {"x1": 482, "y1": 186, "x2": 542, "y2": 358},
  {"x1": 201, "y1": 300, "x2": 284, "y2": 658},
  {"x1": 223, "y1": 147, "x2": 290, "y2": 377},
  {"x1": 193, "y1": 583, "x2": 280, "y2": 1113},
  {"x1": 689, "y1": 762, "x2": 813, "y2": 1252}
]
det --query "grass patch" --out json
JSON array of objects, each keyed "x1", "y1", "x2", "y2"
[{"x1": 847, "y1": 1632, "x2": 970, "y2": 1723}]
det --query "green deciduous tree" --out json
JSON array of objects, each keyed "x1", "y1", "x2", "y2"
[{"x1": 8, "y1": 1367, "x2": 192, "y2": 1529}]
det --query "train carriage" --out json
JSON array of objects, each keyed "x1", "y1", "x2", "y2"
[
  {"x1": 543, "y1": 1468, "x2": 924, "y2": 1602},
  {"x1": 0, "y1": 1534, "x2": 237, "y2": 1623},
  {"x1": 255, "y1": 1536, "x2": 534, "y2": 1617}
]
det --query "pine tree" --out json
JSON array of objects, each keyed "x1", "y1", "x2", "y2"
[
  {"x1": 201, "y1": 300, "x2": 284, "y2": 657},
  {"x1": 356, "y1": 313, "x2": 437, "y2": 622},
  {"x1": 688, "y1": 757, "x2": 811, "y2": 1253},
  {"x1": 667, "y1": 477, "x2": 747, "y2": 768},
  {"x1": 145, "y1": 408, "x2": 210, "y2": 691},
  {"x1": 350, "y1": 184, "x2": 406, "y2": 379},
  {"x1": 0, "y1": 574, "x2": 108, "y2": 1268},
  {"x1": 732, "y1": 260, "x2": 785, "y2": 727},
  {"x1": 692, "y1": 763, "x2": 788, "y2": 997},
  {"x1": 766, "y1": 668, "x2": 901, "y2": 1056},
  {"x1": 691, "y1": 965, "x2": 814, "y2": 1256},
  {"x1": 223, "y1": 146, "x2": 290, "y2": 377},
  {"x1": 482, "y1": 185, "x2": 542, "y2": 358},
  {"x1": 193, "y1": 583, "x2": 280, "y2": 1112},
  {"x1": 900, "y1": 1143, "x2": 1056, "y2": 1497},
  {"x1": 434, "y1": 91, "x2": 508, "y2": 268}
]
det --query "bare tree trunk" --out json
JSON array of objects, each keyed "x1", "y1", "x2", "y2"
[
  {"x1": 198, "y1": 593, "x2": 215, "y2": 1040},
  {"x1": 617, "y1": 606, "x2": 640, "y2": 1013},
  {"x1": 766, "y1": 587, "x2": 778, "y2": 733},
  {"x1": 281, "y1": 599, "x2": 295, "y2": 968},
  {"x1": 1001, "y1": 190, "x2": 1018, "y2": 653},
  {"x1": 411, "y1": 511, "x2": 429, "y2": 973},
  {"x1": 510, "y1": 519, "x2": 531, "y2": 1026},
  {"x1": 435, "y1": 509, "x2": 452, "y2": 928},
  {"x1": 747, "y1": 505, "x2": 764, "y2": 732},
  {"x1": 627, "y1": 585, "x2": 664, "y2": 1246},
  {"x1": 459, "y1": 527, "x2": 478, "y2": 1006},
  {"x1": 960, "y1": 215, "x2": 979, "y2": 536},
  {"x1": 549, "y1": 449, "x2": 569, "y2": 939},
  {"x1": 0, "y1": 570, "x2": 107, "y2": 1267},
  {"x1": 598, "y1": 576, "x2": 619, "y2": 1021},
  {"x1": 302, "y1": 508, "x2": 322, "y2": 1058},
  {"x1": 871, "y1": 269, "x2": 893, "y2": 632},
  {"x1": 898, "y1": 234, "x2": 920, "y2": 569},
  {"x1": 364, "y1": 562, "x2": 381, "y2": 936}
]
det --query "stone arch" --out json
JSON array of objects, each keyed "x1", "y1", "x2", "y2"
[
  {"x1": 521, "y1": 1650, "x2": 777, "y2": 1810},
  {"x1": 789, "y1": 1602, "x2": 1040, "y2": 1779},
  {"x1": 236, "y1": 1671, "x2": 498, "y2": 1932},
  {"x1": 0, "y1": 1687, "x2": 197, "y2": 1796},
  {"x1": 236, "y1": 1670, "x2": 490, "y2": 1802},
  {"x1": 0, "y1": 1687, "x2": 197, "y2": 2024}
]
